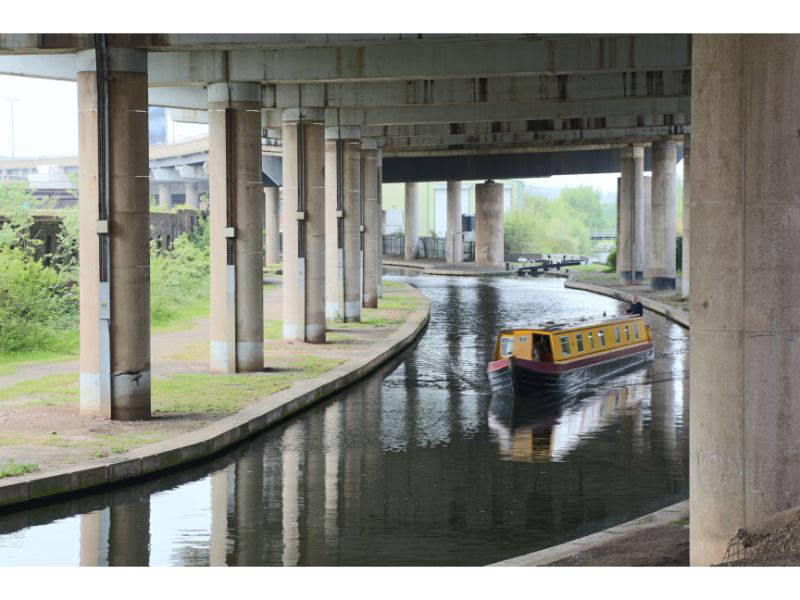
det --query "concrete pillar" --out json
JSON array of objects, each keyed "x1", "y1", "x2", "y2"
[
  {"x1": 474, "y1": 180, "x2": 504, "y2": 267},
  {"x1": 642, "y1": 175, "x2": 651, "y2": 278},
  {"x1": 617, "y1": 145, "x2": 645, "y2": 284},
  {"x1": 362, "y1": 140, "x2": 379, "y2": 309},
  {"x1": 404, "y1": 182, "x2": 419, "y2": 260},
  {"x1": 77, "y1": 47, "x2": 151, "y2": 420},
  {"x1": 376, "y1": 152, "x2": 384, "y2": 298},
  {"x1": 282, "y1": 108, "x2": 326, "y2": 342},
  {"x1": 264, "y1": 186, "x2": 280, "y2": 265},
  {"x1": 158, "y1": 183, "x2": 171, "y2": 210},
  {"x1": 690, "y1": 35, "x2": 800, "y2": 565},
  {"x1": 681, "y1": 136, "x2": 691, "y2": 298},
  {"x1": 650, "y1": 140, "x2": 678, "y2": 290},
  {"x1": 324, "y1": 127, "x2": 361, "y2": 322},
  {"x1": 208, "y1": 83, "x2": 265, "y2": 373},
  {"x1": 446, "y1": 180, "x2": 463, "y2": 264},
  {"x1": 184, "y1": 182, "x2": 198, "y2": 209}
]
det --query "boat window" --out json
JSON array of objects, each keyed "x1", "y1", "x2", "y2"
[
  {"x1": 533, "y1": 335, "x2": 553, "y2": 362},
  {"x1": 588, "y1": 331, "x2": 594, "y2": 349},
  {"x1": 518, "y1": 336, "x2": 528, "y2": 343},
  {"x1": 560, "y1": 335, "x2": 570, "y2": 356},
  {"x1": 625, "y1": 325, "x2": 630, "y2": 341},
  {"x1": 576, "y1": 334, "x2": 584, "y2": 352},
  {"x1": 634, "y1": 324, "x2": 639, "y2": 340},
  {"x1": 614, "y1": 327, "x2": 620, "y2": 343},
  {"x1": 500, "y1": 337, "x2": 513, "y2": 356},
  {"x1": 598, "y1": 330, "x2": 605, "y2": 347}
]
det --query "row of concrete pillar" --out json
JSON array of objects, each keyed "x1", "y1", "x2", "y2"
[
  {"x1": 77, "y1": 55, "x2": 383, "y2": 421},
  {"x1": 403, "y1": 178, "x2": 504, "y2": 268},
  {"x1": 617, "y1": 139, "x2": 686, "y2": 293},
  {"x1": 155, "y1": 182, "x2": 202, "y2": 210}
]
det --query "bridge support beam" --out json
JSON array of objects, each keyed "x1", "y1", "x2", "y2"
[
  {"x1": 404, "y1": 182, "x2": 419, "y2": 260},
  {"x1": 446, "y1": 180, "x2": 463, "y2": 264},
  {"x1": 617, "y1": 145, "x2": 645, "y2": 284},
  {"x1": 282, "y1": 108, "x2": 326, "y2": 342},
  {"x1": 376, "y1": 152, "x2": 384, "y2": 298},
  {"x1": 475, "y1": 179, "x2": 504, "y2": 267},
  {"x1": 362, "y1": 140, "x2": 379, "y2": 309},
  {"x1": 681, "y1": 136, "x2": 690, "y2": 298},
  {"x1": 650, "y1": 139, "x2": 677, "y2": 290},
  {"x1": 264, "y1": 186, "x2": 280, "y2": 265},
  {"x1": 158, "y1": 183, "x2": 171, "y2": 210},
  {"x1": 185, "y1": 182, "x2": 198, "y2": 209},
  {"x1": 78, "y1": 47, "x2": 151, "y2": 420},
  {"x1": 208, "y1": 82, "x2": 265, "y2": 373},
  {"x1": 643, "y1": 175, "x2": 652, "y2": 279},
  {"x1": 324, "y1": 127, "x2": 361, "y2": 322},
  {"x1": 690, "y1": 34, "x2": 800, "y2": 565}
]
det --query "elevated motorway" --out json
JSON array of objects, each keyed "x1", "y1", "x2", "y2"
[{"x1": 3, "y1": 33, "x2": 799, "y2": 568}]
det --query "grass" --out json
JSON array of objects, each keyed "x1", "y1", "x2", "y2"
[
  {"x1": 325, "y1": 332, "x2": 356, "y2": 342},
  {"x1": 152, "y1": 354, "x2": 341, "y2": 415},
  {"x1": 151, "y1": 298, "x2": 209, "y2": 333},
  {"x1": 0, "y1": 460, "x2": 38, "y2": 479},
  {"x1": 264, "y1": 319, "x2": 283, "y2": 340},
  {"x1": 0, "y1": 347, "x2": 78, "y2": 376},
  {"x1": 0, "y1": 373, "x2": 79, "y2": 406},
  {"x1": 327, "y1": 288, "x2": 417, "y2": 329}
]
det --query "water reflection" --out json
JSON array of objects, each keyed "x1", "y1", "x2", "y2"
[{"x1": 0, "y1": 275, "x2": 689, "y2": 566}]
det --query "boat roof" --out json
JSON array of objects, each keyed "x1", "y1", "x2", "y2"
[{"x1": 498, "y1": 314, "x2": 643, "y2": 335}]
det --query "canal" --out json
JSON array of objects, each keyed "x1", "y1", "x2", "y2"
[{"x1": 0, "y1": 274, "x2": 689, "y2": 566}]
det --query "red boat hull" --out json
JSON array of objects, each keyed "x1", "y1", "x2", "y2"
[{"x1": 487, "y1": 342, "x2": 654, "y2": 397}]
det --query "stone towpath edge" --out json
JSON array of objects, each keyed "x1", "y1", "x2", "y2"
[{"x1": 0, "y1": 282, "x2": 431, "y2": 511}]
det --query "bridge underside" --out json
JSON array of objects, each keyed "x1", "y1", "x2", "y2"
[{"x1": 4, "y1": 33, "x2": 800, "y2": 570}]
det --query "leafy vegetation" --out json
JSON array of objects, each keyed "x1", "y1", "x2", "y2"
[
  {"x1": 149, "y1": 214, "x2": 210, "y2": 328},
  {"x1": 0, "y1": 182, "x2": 211, "y2": 360},
  {"x1": 0, "y1": 184, "x2": 79, "y2": 354},
  {"x1": 504, "y1": 187, "x2": 615, "y2": 256},
  {"x1": 0, "y1": 460, "x2": 38, "y2": 479}
]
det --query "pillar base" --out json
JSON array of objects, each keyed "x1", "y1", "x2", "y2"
[
  {"x1": 650, "y1": 276, "x2": 676, "y2": 291},
  {"x1": 618, "y1": 271, "x2": 645, "y2": 285}
]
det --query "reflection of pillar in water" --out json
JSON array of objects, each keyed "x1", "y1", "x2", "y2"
[
  {"x1": 649, "y1": 372, "x2": 677, "y2": 459},
  {"x1": 281, "y1": 422, "x2": 302, "y2": 566},
  {"x1": 475, "y1": 281, "x2": 501, "y2": 366},
  {"x1": 342, "y1": 384, "x2": 365, "y2": 526},
  {"x1": 209, "y1": 466, "x2": 233, "y2": 566},
  {"x1": 79, "y1": 508, "x2": 110, "y2": 566},
  {"x1": 232, "y1": 447, "x2": 265, "y2": 565},
  {"x1": 323, "y1": 401, "x2": 342, "y2": 544},
  {"x1": 108, "y1": 490, "x2": 150, "y2": 566},
  {"x1": 303, "y1": 412, "x2": 326, "y2": 564}
]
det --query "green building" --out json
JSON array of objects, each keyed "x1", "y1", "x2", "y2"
[{"x1": 381, "y1": 179, "x2": 526, "y2": 237}]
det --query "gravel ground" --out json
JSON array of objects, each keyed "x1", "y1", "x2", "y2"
[{"x1": 547, "y1": 524, "x2": 689, "y2": 566}]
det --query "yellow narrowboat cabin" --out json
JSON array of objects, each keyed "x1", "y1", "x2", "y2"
[{"x1": 486, "y1": 315, "x2": 654, "y2": 396}]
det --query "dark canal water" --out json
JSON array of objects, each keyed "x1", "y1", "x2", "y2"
[{"x1": 0, "y1": 274, "x2": 689, "y2": 566}]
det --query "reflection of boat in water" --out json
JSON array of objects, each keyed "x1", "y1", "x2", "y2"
[
  {"x1": 486, "y1": 315, "x2": 654, "y2": 398},
  {"x1": 488, "y1": 386, "x2": 641, "y2": 462}
]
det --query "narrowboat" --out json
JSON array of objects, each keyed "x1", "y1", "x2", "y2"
[{"x1": 486, "y1": 315, "x2": 654, "y2": 397}]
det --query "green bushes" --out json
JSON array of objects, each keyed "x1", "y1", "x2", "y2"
[
  {"x1": 606, "y1": 248, "x2": 617, "y2": 272},
  {"x1": 149, "y1": 215, "x2": 210, "y2": 327},
  {"x1": 0, "y1": 184, "x2": 79, "y2": 354},
  {"x1": 504, "y1": 187, "x2": 613, "y2": 256},
  {"x1": 0, "y1": 246, "x2": 79, "y2": 352}
]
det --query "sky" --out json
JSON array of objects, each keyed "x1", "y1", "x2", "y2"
[{"x1": 0, "y1": 74, "x2": 682, "y2": 195}]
